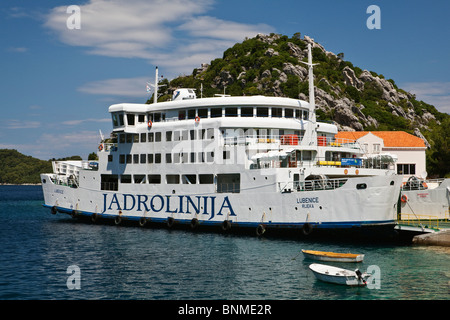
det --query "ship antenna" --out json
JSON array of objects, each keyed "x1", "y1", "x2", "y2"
[
  {"x1": 147, "y1": 66, "x2": 166, "y2": 104},
  {"x1": 300, "y1": 43, "x2": 318, "y2": 123}
]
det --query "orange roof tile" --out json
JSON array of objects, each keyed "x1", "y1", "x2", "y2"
[{"x1": 335, "y1": 131, "x2": 426, "y2": 148}]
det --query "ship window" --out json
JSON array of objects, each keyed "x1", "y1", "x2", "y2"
[
  {"x1": 302, "y1": 150, "x2": 312, "y2": 161},
  {"x1": 190, "y1": 152, "x2": 196, "y2": 163},
  {"x1": 173, "y1": 153, "x2": 180, "y2": 163},
  {"x1": 181, "y1": 130, "x2": 188, "y2": 141},
  {"x1": 119, "y1": 114, "x2": 124, "y2": 126},
  {"x1": 134, "y1": 175, "x2": 146, "y2": 184},
  {"x1": 198, "y1": 152, "x2": 205, "y2": 163},
  {"x1": 133, "y1": 134, "x2": 139, "y2": 143},
  {"x1": 153, "y1": 113, "x2": 161, "y2": 122},
  {"x1": 199, "y1": 129, "x2": 205, "y2": 140},
  {"x1": 133, "y1": 154, "x2": 139, "y2": 164},
  {"x1": 155, "y1": 132, "x2": 161, "y2": 142},
  {"x1": 178, "y1": 110, "x2": 186, "y2": 120},
  {"x1": 126, "y1": 154, "x2": 132, "y2": 164},
  {"x1": 241, "y1": 107, "x2": 253, "y2": 117},
  {"x1": 187, "y1": 109, "x2": 196, "y2": 119},
  {"x1": 119, "y1": 154, "x2": 125, "y2": 164},
  {"x1": 140, "y1": 154, "x2": 146, "y2": 164},
  {"x1": 108, "y1": 155, "x2": 113, "y2": 162},
  {"x1": 225, "y1": 107, "x2": 238, "y2": 117},
  {"x1": 190, "y1": 130, "x2": 196, "y2": 140},
  {"x1": 211, "y1": 107, "x2": 222, "y2": 118},
  {"x1": 174, "y1": 130, "x2": 181, "y2": 141},
  {"x1": 223, "y1": 151, "x2": 230, "y2": 160},
  {"x1": 101, "y1": 174, "x2": 118, "y2": 191},
  {"x1": 198, "y1": 108, "x2": 208, "y2": 118},
  {"x1": 166, "y1": 153, "x2": 172, "y2": 163},
  {"x1": 148, "y1": 174, "x2": 161, "y2": 184},
  {"x1": 295, "y1": 110, "x2": 302, "y2": 120},
  {"x1": 182, "y1": 174, "x2": 196, "y2": 184},
  {"x1": 138, "y1": 114, "x2": 145, "y2": 123},
  {"x1": 166, "y1": 131, "x2": 172, "y2": 142},
  {"x1": 127, "y1": 114, "x2": 135, "y2": 126},
  {"x1": 121, "y1": 175, "x2": 132, "y2": 183},
  {"x1": 199, "y1": 174, "x2": 213, "y2": 184},
  {"x1": 356, "y1": 183, "x2": 367, "y2": 190},
  {"x1": 126, "y1": 134, "x2": 132, "y2": 143},
  {"x1": 181, "y1": 153, "x2": 188, "y2": 163},
  {"x1": 217, "y1": 173, "x2": 240, "y2": 193},
  {"x1": 303, "y1": 110, "x2": 309, "y2": 120},
  {"x1": 148, "y1": 154, "x2": 154, "y2": 163},
  {"x1": 166, "y1": 174, "x2": 180, "y2": 184},
  {"x1": 285, "y1": 109, "x2": 294, "y2": 118},
  {"x1": 112, "y1": 113, "x2": 119, "y2": 127},
  {"x1": 155, "y1": 153, "x2": 161, "y2": 163},
  {"x1": 206, "y1": 151, "x2": 214, "y2": 163},
  {"x1": 272, "y1": 107, "x2": 282, "y2": 118},
  {"x1": 148, "y1": 132, "x2": 154, "y2": 142},
  {"x1": 257, "y1": 107, "x2": 268, "y2": 117},
  {"x1": 119, "y1": 134, "x2": 125, "y2": 144},
  {"x1": 140, "y1": 133, "x2": 146, "y2": 143}
]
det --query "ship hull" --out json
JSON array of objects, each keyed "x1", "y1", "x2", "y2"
[{"x1": 41, "y1": 173, "x2": 402, "y2": 239}]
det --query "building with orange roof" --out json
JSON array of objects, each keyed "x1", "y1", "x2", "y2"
[{"x1": 335, "y1": 131, "x2": 427, "y2": 178}]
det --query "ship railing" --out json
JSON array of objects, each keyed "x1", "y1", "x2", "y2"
[
  {"x1": 401, "y1": 178, "x2": 445, "y2": 191},
  {"x1": 279, "y1": 178, "x2": 348, "y2": 193},
  {"x1": 98, "y1": 143, "x2": 118, "y2": 152},
  {"x1": 399, "y1": 213, "x2": 441, "y2": 230},
  {"x1": 223, "y1": 135, "x2": 360, "y2": 149}
]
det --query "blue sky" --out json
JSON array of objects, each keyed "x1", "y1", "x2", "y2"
[{"x1": 1, "y1": 0, "x2": 449, "y2": 160}]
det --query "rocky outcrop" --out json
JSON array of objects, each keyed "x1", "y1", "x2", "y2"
[
  {"x1": 183, "y1": 33, "x2": 444, "y2": 134},
  {"x1": 342, "y1": 66, "x2": 363, "y2": 90}
]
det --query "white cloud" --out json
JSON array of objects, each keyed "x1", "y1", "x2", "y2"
[
  {"x1": 7, "y1": 47, "x2": 28, "y2": 53},
  {"x1": 401, "y1": 82, "x2": 450, "y2": 115},
  {"x1": 62, "y1": 118, "x2": 111, "y2": 126},
  {"x1": 44, "y1": 0, "x2": 274, "y2": 74},
  {"x1": 3, "y1": 120, "x2": 41, "y2": 129},
  {"x1": 78, "y1": 76, "x2": 150, "y2": 97}
]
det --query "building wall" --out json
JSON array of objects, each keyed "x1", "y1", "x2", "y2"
[{"x1": 356, "y1": 133, "x2": 427, "y2": 179}]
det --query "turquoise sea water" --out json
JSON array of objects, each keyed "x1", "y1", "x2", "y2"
[{"x1": 0, "y1": 185, "x2": 449, "y2": 300}]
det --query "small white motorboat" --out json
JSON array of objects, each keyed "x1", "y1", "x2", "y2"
[
  {"x1": 302, "y1": 249, "x2": 364, "y2": 262},
  {"x1": 309, "y1": 263, "x2": 369, "y2": 286}
]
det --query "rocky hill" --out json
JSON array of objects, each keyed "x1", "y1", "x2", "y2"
[{"x1": 151, "y1": 33, "x2": 449, "y2": 177}]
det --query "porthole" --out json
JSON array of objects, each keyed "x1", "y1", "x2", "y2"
[{"x1": 356, "y1": 183, "x2": 367, "y2": 190}]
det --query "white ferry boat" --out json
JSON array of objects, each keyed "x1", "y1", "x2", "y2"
[{"x1": 41, "y1": 45, "x2": 402, "y2": 237}]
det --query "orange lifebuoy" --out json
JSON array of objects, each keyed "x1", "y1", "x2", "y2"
[
  {"x1": 401, "y1": 194, "x2": 408, "y2": 203},
  {"x1": 148, "y1": 120, "x2": 152, "y2": 128},
  {"x1": 344, "y1": 169, "x2": 348, "y2": 175},
  {"x1": 195, "y1": 116, "x2": 200, "y2": 123},
  {"x1": 98, "y1": 144, "x2": 103, "y2": 151}
]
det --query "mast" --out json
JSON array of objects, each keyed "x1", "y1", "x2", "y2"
[
  {"x1": 154, "y1": 66, "x2": 159, "y2": 104},
  {"x1": 301, "y1": 43, "x2": 318, "y2": 123},
  {"x1": 300, "y1": 43, "x2": 318, "y2": 146}
]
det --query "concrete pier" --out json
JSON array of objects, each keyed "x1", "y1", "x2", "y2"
[{"x1": 412, "y1": 229, "x2": 450, "y2": 247}]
